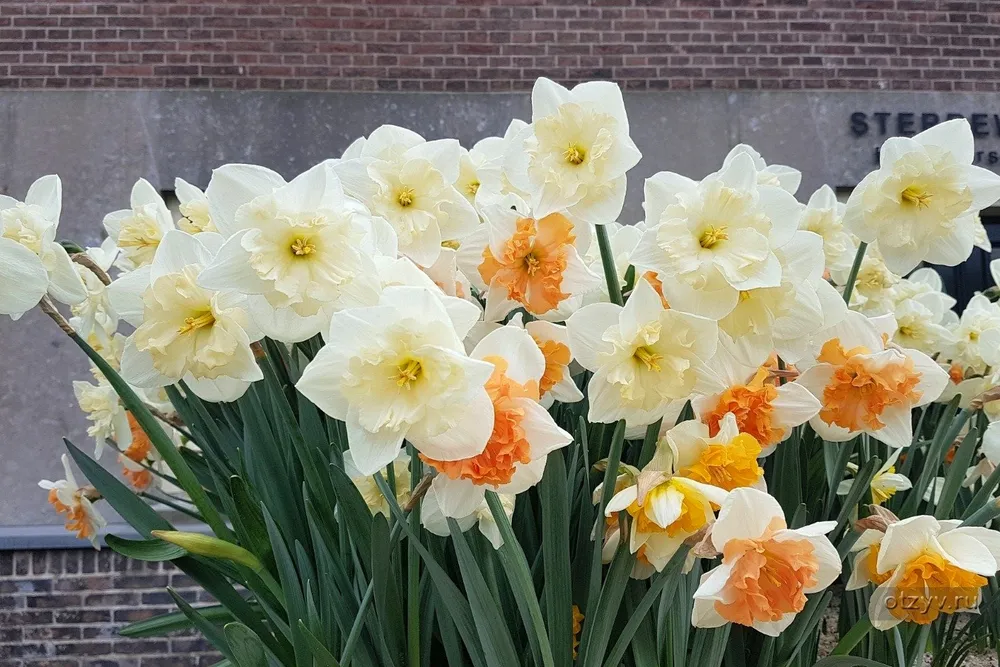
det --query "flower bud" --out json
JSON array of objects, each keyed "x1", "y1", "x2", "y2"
[{"x1": 152, "y1": 531, "x2": 262, "y2": 571}]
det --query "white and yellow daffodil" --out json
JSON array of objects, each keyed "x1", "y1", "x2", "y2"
[
  {"x1": 421, "y1": 485, "x2": 516, "y2": 550},
  {"x1": 336, "y1": 125, "x2": 478, "y2": 267},
  {"x1": 175, "y1": 177, "x2": 215, "y2": 233},
  {"x1": 502, "y1": 77, "x2": 642, "y2": 226},
  {"x1": 944, "y1": 294, "x2": 1000, "y2": 375},
  {"x1": 296, "y1": 285, "x2": 495, "y2": 475},
  {"x1": 109, "y1": 230, "x2": 263, "y2": 402},
  {"x1": 798, "y1": 184, "x2": 854, "y2": 273},
  {"x1": 70, "y1": 238, "x2": 120, "y2": 348},
  {"x1": 73, "y1": 370, "x2": 131, "y2": 459},
  {"x1": 0, "y1": 175, "x2": 87, "y2": 318},
  {"x1": 844, "y1": 118, "x2": 1000, "y2": 275},
  {"x1": 345, "y1": 449, "x2": 411, "y2": 518},
  {"x1": 567, "y1": 278, "x2": 718, "y2": 428},
  {"x1": 198, "y1": 161, "x2": 389, "y2": 342},
  {"x1": 722, "y1": 144, "x2": 801, "y2": 194},
  {"x1": 692, "y1": 488, "x2": 841, "y2": 636},
  {"x1": 103, "y1": 178, "x2": 176, "y2": 270},
  {"x1": 837, "y1": 448, "x2": 912, "y2": 505},
  {"x1": 866, "y1": 516, "x2": 1000, "y2": 629},
  {"x1": 797, "y1": 311, "x2": 949, "y2": 448}
]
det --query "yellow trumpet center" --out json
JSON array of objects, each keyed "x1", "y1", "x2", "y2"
[
  {"x1": 395, "y1": 358, "x2": 423, "y2": 388},
  {"x1": 633, "y1": 346, "x2": 663, "y2": 372},
  {"x1": 290, "y1": 237, "x2": 316, "y2": 257},
  {"x1": 699, "y1": 225, "x2": 729, "y2": 249},
  {"x1": 564, "y1": 144, "x2": 586, "y2": 166},
  {"x1": 901, "y1": 186, "x2": 933, "y2": 210},
  {"x1": 397, "y1": 187, "x2": 416, "y2": 207},
  {"x1": 178, "y1": 311, "x2": 215, "y2": 335}
]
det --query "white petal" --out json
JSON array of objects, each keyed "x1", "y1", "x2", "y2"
[
  {"x1": 45, "y1": 242, "x2": 87, "y2": 305},
  {"x1": 0, "y1": 237, "x2": 48, "y2": 316},
  {"x1": 711, "y1": 487, "x2": 784, "y2": 551},
  {"x1": 205, "y1": 164, "x2": 285, "y2": 237},
  {"x1": 408, "y1": 387, "x2": 494, "y2": 462},
  {"x1": 25, "y1": 174, "x2": 62, "y2": 223},
  {"x1": 107, "y1": 265, "x2": 152, "y2": 328},
  {"x1": 430, "y1": 475, "x2": 487, "y2": 519},
  {"x1": 120, "y1": 340, "x2": 172, "y2": 388},
  {"x1": 566, "y1": 302, "x2": 620, "y2": 371},
  {"x1": 878, "y1": 515, "x2": 939, "y2": 574},
  {"x1": 346, "y1": 407, "x2": 407, "y2": 476},
  {"x1": 937, "y1": 529, "x2": 999, "y2": 577},
  {"x1": 914, "y1": 118, "x2": 973, "y2": 164},
  {"x1": 184, "y1": 374, "x2": 253, "y2": 403}
]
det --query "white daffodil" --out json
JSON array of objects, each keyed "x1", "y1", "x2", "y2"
[
  {"x1": 846, "y1": 528, "x2": 893, "y2": 592},
  {"x1": 109, "y1": 230, "x2": 263, "y2": 403},
  {"x1": 798, "y1": 184, "x2": 854, "y2": 273},
  {"x1": 73, "y1": 370, "x2": 131, "y2": 459},
  {"x1": 296, "y1": 285, "x2": 495, "y2": 475},
  {"x1": 423, "y1": 325, "x2": 572, "y2": 518},
  {"x1": 457, "y1": 193, "x2": 601, "y2": 321},
  {"x1": 631, "y1": 151, "x2": 801, "y2": 320},
  {"x1": 39, "y1": 454, "x2": 107, "y2": 549},
  {"x1": 584, "y1": 221, "x2": 643, "y2": 301},
  {"x1": 890, "y1": 297, "x2": 954, "y2": 356},
  {"x1": 104, "y1": 178, "x2": 176, "y2": 270},
  {"x1": 966, "y1": 420, "x2": 1000, "y2": 487},
  {"x1": 844, "y1": 119, "x2": 1000, "y2": 275},
  {"x1": 198, "y1": 162, "x2": 389, "y2": 342},
  {"x1": 345, "y1": 449, "x2": 411, "y2": 518},
  {"x1": 797, "y1": 311, "x2": 949, "y2": 448},
  {"x1": 666, "y1": 413, "x2": 765, "y2": 491},
  {"x1": 502, "y1": 77, "x2": 642, "y2": 226},
  {"x1": 335, "y1": 125, "x2": 478, "y2": 267},
  {"x1": 837, "y1": 448, "x2": 912, "y2": 505},
  {"x1": 567, "y1": 278, "x2": 718, "y2": 428},
  {"x1": 833, "y1": 244, "x2": 900, "y2": 316},
  {"x1": 605, "y1": 448, "x2": 730, "y2": 571},
  {"x1": 70, "y1": 238, "x2": 120, "y2": 348},
  {"x1": 722, "y1": 144, "x2": 801, "y2": 194},
  {"x1": 0, "y1": 175, "x2": 87, "y2": 318},
  {"x1": 717, "y1": 231, "x2": 846, "y2": 363},
  {"x1": 692, "y1": 488, "x2": 840, "y2": 636},
  {"x1": 175, "y1": 177, "x2": 215, "y2": 233},
  {"x1": 866, "y1": 516, "x2": 1000, "y2": 629},
  {"x1": 421, "y1": 484, "x2": 516, "y2": 550},
  {"x1": 456, "y1": 136, "x2": 506, "y2": 210},
  {"x1": 692, "y1": 338, "x2": 821, "y2": 453},
  {"x1": 945, "y1": 294, "x2": 1000, "y2": 375}
]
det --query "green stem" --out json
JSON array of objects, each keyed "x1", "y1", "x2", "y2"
[
  {"x1": 407, "y1": 445, "x2": 421, "y2": 667},
  {"x1": 596, "y1": 223, "x2": 624, "y2": 306},
  {"x1": 841, "y1": 241, "x2": 869, "y2": 306}
]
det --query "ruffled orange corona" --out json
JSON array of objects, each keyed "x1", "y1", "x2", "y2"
[
  {"x1": 123, "y1": 412, "x2": 153, "y2": 462},
  {"x1": 886, "y1": 552, "x2": 986, "y2": 624},
  {"x1": 48, "y1": 490, "x2": 96, "y2": 541},
  {"x1": 678, "y1": 433, "x2": 764, "y2": 491},
  {"x1": 864, "y1": 543, "x2": 893, "y2": 586},
  {"x1": 533, "y1": 334, "x2": 571, "y2": 395},
  {"x1": 478, "y1": 214, "x2": 574, "y2": 315},
  {"x1": 702, "y1": 367, "x2": 784, "y2": 447},
  {"x1": 423, "y1": 357, "x2": 539, "y2": 486},
  {"x1": 714, "y1": 518, "x2": 820, "y2": 625}
]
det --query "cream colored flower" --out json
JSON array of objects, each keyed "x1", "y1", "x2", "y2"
[
  {"x1": 175, "y1": 177, "x2": 215, "y2": 233},
  {"x1": 421, "y1": 485, "x2": 515, "y2": 549},
  {"x1": 631, "y1": 151, "x2": 801, "y2": 320},
  {"x1": 503, "y1": 77, "x2": 642, "y2": 226},
  {"x1": 199, "y1": 162, "x2": 388, "y2": 342},
  {"x1": 798, "y1": 185, "x2": 854, "y2": 272},
  {"x1": 335, "y1": 125, "x2": 478, "y2": 267},
  {"x1": 104, "y1": 178, "x2": 176, "y2": 270},
  {"x1": 73, "y1": 370, "x2": 131, "y2": 459},
  {"x1": 722, "y1": 144, "x2": 801, "y2": 194},
  {"x1": 0, "y1": 175, "x2": 87, "y2": 318},
  {"x1": 567, "y1": 278, "x2": 718, "y2": 428},
  {"x1": 39, "y1": 455, "x2": 107, "y2": 549},
  {"x1": 110, "y1": 230, "x2": 263, "y2": 403},
  {"x1": 296, "y1": 286, "x2": 495, "y2": 475},
  {"x1": 837, "y1": 449, "x2": 912, "y2": 505},
  {"x1": 945, "y1": 294, "x2": 1000, "y2": 375},
  {"x1": 844, "y1": 119, "x2": 1000, "y2": 274},
  {"x1": 70, "y1": 238, "x2": 120, "y2": 348},
  {"x1": 345, "y1": 449, "x2": 411, "y2": 518}
]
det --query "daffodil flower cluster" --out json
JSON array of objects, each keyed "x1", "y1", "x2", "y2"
[{"x1": 10, "y1": 77, "x2": 1000, "y2": 664}]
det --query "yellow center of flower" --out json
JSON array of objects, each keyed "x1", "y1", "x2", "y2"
[
  {"x1": 397, "y1": 187, "x2": 416, "y2": 207},
  {"x1": 738, "y1": 290, "x2": 752, "y2": 303},
  {"x1": 467, "y1": 180, "x2": 481, "y2": 196},
  {"x1": 969, "y1": 330, "x2": 980, "y2": 341},
  {"x1": 290, "y1": 237, "x2": 316, "y2": 257},
  {"x1": 872, "y1": 467, "x2": 899, "y2": 504},
  {"x1": 524, "y1": 252, "x2": 541, "y2": 276},
  {"x1": 564, "y1": 144, "x2": 586, "y2": 165},
  {"x1": 865, "y1": 543, "x2": 894, "y2": 586},
  {"x1": 885, "y1": 551, "x2": 986, "y2": 624},
  {"x1": 699, "y1": 225, "x2": 729, "y2": 249},
  {"x1": 177, "y1": 311, "x2": 215, "y2": 335},
  {"x1": 395, "y1": 358, "x2": 423, "y2": 389},
  {"x1": 901, "y1": 186, "x2": 933, "y2": 209},
  {"x1": 441, "y1": 239, "x2": 461, "y2": 250},
  {"x1": 633, "y1": 346, "x2": 662, "y2": 372}
]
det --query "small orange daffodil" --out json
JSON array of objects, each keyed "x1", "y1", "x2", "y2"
[
  {"x1": 458, "y1": 193, "x2": 602, "y2": 322},
  {"x1": 863, "y1": 516, "x2": 1000, "y2": 629},
  {"x1": 797, "y1": 311, "x2": 948, "y2": 448},
  {"x1": 423, "y1": 325, "x2": 573, "y2": 519},
  {"x1": 39, "y1": 455, "x2": 107, "y2": 549},
  {"x1": 692, "y1": 488, "x2": 841, "y2": 636}
]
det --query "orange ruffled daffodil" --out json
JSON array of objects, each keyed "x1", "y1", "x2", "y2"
[
  {"x1": 797, "y1": 311, "x2": 948, "y2": 448},
  {"x1": 39, "y1": 455, "x2": 108, "y2": 549},
  {"x1": 692, "y1": 488, "x2": 841, "y2": 636}
]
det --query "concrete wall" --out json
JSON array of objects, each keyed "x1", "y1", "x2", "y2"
[{"x1": 4, "y1": 89, "x2": 1000, "y2": 529}]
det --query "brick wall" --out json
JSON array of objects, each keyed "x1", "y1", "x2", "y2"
[
  {"x1": 0, "y1": 550, "x2": 221, "y2": 667},
  {"x1": 0, "y1": 0, "x2": 998, "y2": 92}
]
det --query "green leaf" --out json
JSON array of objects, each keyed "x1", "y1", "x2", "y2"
[
  {"x1": 168, "y1": 587, "x2": 233, "y2": 661},
  {"x1": 65, "y1": 439, "x2": 172, "y2": 536},
  {"x1": 105, "y1": 535, "x2": 187, "y2": 561},
  {"x1": 832, "y1": 615, "x2": 874, "y2": 656},
  {"x1": 935, "y1": 426, "x2": 979, "y2": 518},
  {"x1": 577, "y1": 532, "x2": 635, "y2": 665},
  {"x1": 447, "y1": 518, "x2": 521, "y2": 667},
  {"x1": 485, "y1": 491, "x2": 555, "y2": 667},
  {"x1": 297, "y1": 619, "x2": 342, "y2": 667},
  {"x1": 833, "y1": 456, "x2": 881, "y2": 538},
  {"x1": 120, "y1": 605, "x2": 235, "y2": 638},
  {"x1": 539, "y1": 451, "x2": 573, "y2": 667},
  {"x1": 68, "y1": 333, "x2": 230, "y2": 538},
  {"x1": 224, "y1": 623, "x2": 268, "y2": 667},
  {"x1": 228, "y1": 475, "x2": 272, "y2": 561},
  {"x1": 813, "y1": 658, "x2": 891, "y2": 667}
]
